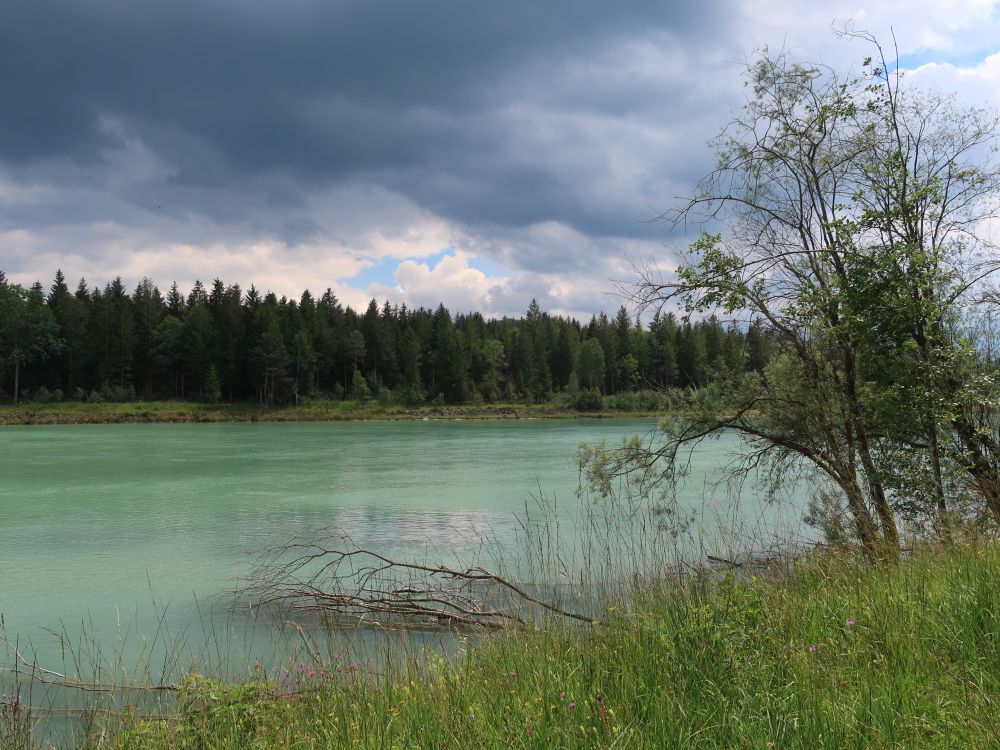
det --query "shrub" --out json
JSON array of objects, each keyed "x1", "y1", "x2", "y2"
[
  {"x1": 397, "y1": 383, "x2": 425, "y2": 405},
  {"x1": 29, "y1": 386, "x2": 64, "y2": 403},
  {"x1": 572, "y1": 388, "x2": 604, "y2": 411}
]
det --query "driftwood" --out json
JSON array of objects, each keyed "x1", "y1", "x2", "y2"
[
  {"x1": 0, "y1": 623, "x2": 180, "y2": 695},
  {"x1": 238, "y1": 533, "x2": 597, "y2": 631}
]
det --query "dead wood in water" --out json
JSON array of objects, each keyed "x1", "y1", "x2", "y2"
[{"x1": 238, "y1": 533, "x2": 598, "y2": 631}]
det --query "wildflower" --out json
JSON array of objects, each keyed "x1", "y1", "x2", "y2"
[
  {"x1": 808, "y1": 645, "x2": 817, "y2": 653},
  {"x1": 846, "y1": 619, "x2": 857, "y2": 627},
  {"x1": 568, "y1": 701, "x2": 577, "y2": 710}
]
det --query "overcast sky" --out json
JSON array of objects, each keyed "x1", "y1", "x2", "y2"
[{"x1": 2, "y1": 0, "x2": 999, "y2": 318}]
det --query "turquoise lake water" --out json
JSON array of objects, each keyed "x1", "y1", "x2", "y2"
[{"x1": 1, "y1": 419, "x2": 809, "y2": 690}]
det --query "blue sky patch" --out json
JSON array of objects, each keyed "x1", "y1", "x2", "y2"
[
  {"x1": 344, "y1": 249, "x2": 453, "y2": 290},
  {"x1": 898, "y1": 47, "x2": 999, "y2": 70}
]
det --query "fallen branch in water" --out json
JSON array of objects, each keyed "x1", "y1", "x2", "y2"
[
  {"x1": 0, "y1": 622, "x2": 180, "y2": 694},
  {"x1": 238, "y1": 532, "x2": 598, "y2": 631}
]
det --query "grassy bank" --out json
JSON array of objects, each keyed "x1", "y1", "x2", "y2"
[
  {"x1": 14, "y1": 542, "x2": 999, "y2": 749},
  {"x1": 0, "y1": 400, "x2": 666, "y2": 425}
]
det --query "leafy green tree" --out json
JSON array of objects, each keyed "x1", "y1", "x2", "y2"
[
  {"x1": 290, "y1": 328, "x2": 316, "y2": 403},
  {"x1": 620, "y1": 353, "x2": 640, "y2": 391},
  {"x1": 576, "y1": 339, "x2": 606, "y2": 391},
  {"x1": 479, "y1": 338, "x2": 505, "y2": 401},
  {"x1": 745, "y1": 319, "x2": 768, "y2": 373},
  {"x1": 594, "y1": 313, "x2": 617, "y2": 393},
  {"x1": 47, "y1": 271, "x2": 89, "y2": 393},
  {"x1": 592, "y1": 39, "x2": 1000, "y2": 562},
  {"x1": 203, "y1": 363, "x2": 222, "y2": 403},
  {"x1": 152, "y1": 315, "x2": 185, "y2": 397},
  {"x1": 314, "y1": 289, "x2": 343, "y2": 393},
  {"x1": 182, "y1": 303, "x2": 215, "y2": 396},
  {"x1": 166, "y1": 281, "x2": 185, "y2": 317},
  {"x1": 676, "y1": 322, "x2": 707, "y2": 388},
  {"x1": 0, "y1": 280, "x2": 61, "y2": 402},
  {"x1": 187, "y1": 279, "x2": 208, "y2": 308},
  {"x1": 131, "y1": 277, "x2": 164, "y2": 396},
  {"x1": 352, "y1": 369, "x2": 370, "y2": 401},
  {"x1": 254, "y1": 310, "x2": 288, "y2": 406},
  {"x1": 213, "y1": 283, "x2": 245, "y2": 401},
  {"x1": 430, "y1": 304, "x2": 468, "y2": 402},
  {"x1": 613, "y1": 306, "x2": 632, "y2": 362},
  {"x1": 362, "y1": 299, "x2": 383, "y2": 385},
  {"x1": 395, "y1": 326, "x2": 424, "y2": 403}
]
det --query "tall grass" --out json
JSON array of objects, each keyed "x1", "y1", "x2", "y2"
[{"x1": 10, "y1": 540, "x2": 991, "y2": 749}]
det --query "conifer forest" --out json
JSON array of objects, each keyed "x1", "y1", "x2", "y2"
[{"x1": 0, "y1": 269, "x2": 772, "y2": 406}]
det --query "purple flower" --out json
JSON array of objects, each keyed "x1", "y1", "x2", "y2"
[
  {"x1": 846, "y1": 619, "x2": 857, "y2": 627},
  {"x1": 567, "y1": 702, "x2": 576, "y2": 710},
  {"x1": 808, "y1": 645, "x2": 817, "y2": 653}
]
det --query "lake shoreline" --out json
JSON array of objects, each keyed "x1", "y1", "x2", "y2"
[
  {"x1": 0, "y1": 401, "x2": 668, "y2": 425},
  {"x1": 33, "y1": 542, "x2": 1000, "y2": 749}
]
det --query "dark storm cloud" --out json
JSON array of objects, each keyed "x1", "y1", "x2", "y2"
[{"x1": 0, "y1": 0, "x2": 737, "y2": 243}]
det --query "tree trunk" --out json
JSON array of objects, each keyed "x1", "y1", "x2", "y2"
[
  {"x1": 953, "y1": 416, "x2": 1000, "y2": 524},
  {"x1": 927, "y1": 423, "x2": 951, "y2": 542},
  {"x1": 854, "y1": 426, "x2": 901, "y2": 561},
  {"x1": 844, "y1": 481, "x2": 882, "y2": 564},
  {"x1": 841, "y1": 341, "x2": 900, "y2": 560}
]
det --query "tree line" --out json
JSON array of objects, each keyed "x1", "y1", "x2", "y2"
[{"x1": 0, "y1": 268, "x2": 777, "y2": 406}]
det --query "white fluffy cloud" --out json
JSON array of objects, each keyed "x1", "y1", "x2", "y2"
[
  {"x1": 906, "y1": 52, "x2": 1000, "y2": 107},
  {"x1": 738, "y1": 0, "x2": 1000, "y2": 61},
  {"x1": 364, "y1": 221, "x2": 663, "y2": 319}
]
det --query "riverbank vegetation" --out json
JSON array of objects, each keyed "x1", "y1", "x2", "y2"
[
  {"x1": 0, "y1": 392, "x2": 680, "y2": 425},
  {"x1": 6, "y1": 540, "x2": 1000, "y2": 749}
]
